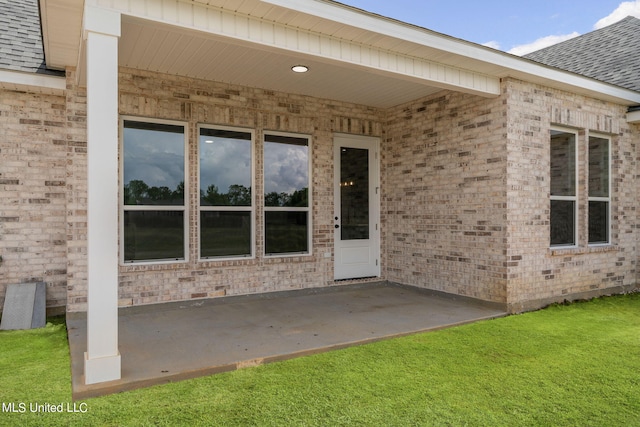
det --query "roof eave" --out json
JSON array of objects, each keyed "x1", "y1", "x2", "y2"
[
  {"x1": 627, "y1": 109, "x2": 640, "y2": 124},
  {"x1": 0, "y1": 69, "x2": 66, "y2": 95}
]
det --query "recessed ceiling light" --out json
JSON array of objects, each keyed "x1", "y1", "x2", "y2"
[
  {"x1": 291, "y1": 65, "x2": 309, "y2": 73},
  {"x1": 205, "y1": 140, "x2": 214, "y2": 144}
]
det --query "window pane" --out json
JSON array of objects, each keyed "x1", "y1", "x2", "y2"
[
  {"x1": 200, "y1": 129, "x2": 252, "y2": 206},
  {"x1": 341, "y1": 147, "x2": 369, "y2": 240},
  {"x1": 550, "y1": 130, "x2": 576, "y2": 197},
  {"x1": 588, "y1": 136, "x2": 609, "y2": 198},
  {"x1": 265, "y1": 211, "x2": 308, "y2": 254},
  {"x1": 550, "y1": 200, "x2": 575, "y2": 246},
  {"x1": 200, "y1": 211, "x2": 251, "y2": 257},
  {"x1": 589, "y1": 201, "x2": 609, "y2": 244},
  {"x1": 124, "y1": 211, "x2": 184, "y2": 261},
  {"x1": 264, "y1": 135, "x2": 309, "y2": 207},
  {"x1": 123, "y1": 121, "x2": 185, "y2": 205}
]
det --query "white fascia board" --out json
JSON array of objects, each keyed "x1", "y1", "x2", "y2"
[
  {"x1": 261, "y1": 0, "x2": 529, "y2": 63},
  {"x1": 0, "y1": 69, "x2": 66, "y2": 95},
  {"x1": 39, "y1": 0, "x2": 53, "y2": 68},
  {"x1": 627, "y1": 110, "x2": 640, "y2": 124},
  {"x1": 262, "y1": 0, "x2": 640, "y2": 105}
]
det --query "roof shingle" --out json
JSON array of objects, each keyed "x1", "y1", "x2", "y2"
[
  {"x1": 525, "y1": 16, "x2": 640, "y2": 93},
  {"x1": 0, "y1": 0, "x2": 64, "y2": 76}
]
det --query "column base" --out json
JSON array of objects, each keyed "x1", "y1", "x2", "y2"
[{"x1": 84, "y1": 351, "x2": 121, "y2": 385}]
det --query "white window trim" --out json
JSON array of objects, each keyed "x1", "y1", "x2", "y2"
[
  {"x1": 550, "y1": 127, "x2": 579, "y2": 249},
  {"x1": 587, "y1": 133, "x2": 612, "y2": 246},
  {"x1": 197, "y1": 124, "x2": 256, "y2": 261},
  {"x1": 120, "y1": 116, "x2": 189, "y2": 265},
  {"x1": 263, "y1": 130, "x2": 313, "y2": 258}
]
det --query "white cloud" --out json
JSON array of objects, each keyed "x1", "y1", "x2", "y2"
[
  {"x1": 482, "y1": 41, "x2": 501, "y2": 50},
  {"x1": 594, "y1": 0, "x2": 640, "y2": 28},
  {"x1": 507, "y1": 32, "x2": 580, "y2": 56}
]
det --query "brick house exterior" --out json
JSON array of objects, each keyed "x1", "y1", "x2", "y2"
[{"x1": 1, "y1": 0, "x2": 639, "y2": 383}]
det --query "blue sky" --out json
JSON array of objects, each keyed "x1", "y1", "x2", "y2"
[{"x1": 341, "y1": 0, "x2": 640, "y2": 55}]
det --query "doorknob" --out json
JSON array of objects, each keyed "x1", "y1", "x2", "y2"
[{"x1": 335, "y1": 224, "x2": 340, "y2": 228}]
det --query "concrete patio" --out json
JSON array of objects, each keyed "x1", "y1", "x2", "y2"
[{"x1": 67, "y1": 282, "x2": 507, "y2": 399}]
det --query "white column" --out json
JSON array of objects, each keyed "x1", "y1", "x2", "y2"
[{"x1": 83, "y1": 6, "x2": 122, "y2": 385}]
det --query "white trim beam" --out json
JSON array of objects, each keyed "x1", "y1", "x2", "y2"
[
  {"x1": 83, "y1": 5, "x2": 122, "y2": 385},
  {"x1": 627, "y1": 110, "x2": 640, "y2": 124},
  {"x1": 0, "y1": 70, "x2": 66, "y2": 95}
]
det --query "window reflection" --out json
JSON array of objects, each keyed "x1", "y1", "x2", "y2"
[
  {"x1": 265, "y1": 211, "x2": 309, "y2": 254},
  {"x1": 199, "y1": 127, "x2": 254, "y2": 259},
  {"x1": 124, "y1": 211, "x2": 185, "y2": 261},
  {"x1": 264, "y1": 134, "x2": 310, "y2": 255},
  {"x1": 200, "y1": 129, "x2": 252, "y2": 206},
  {"x1": 200, "y1": 211, "x2": 251, "y2": 257},
  {"x1": 264, "y1": 135, "x2": 309, "y2": 207},
  {"x1": 550, "y1": 130, "x2": 577, "y2": 247},
  {"x1": 122, "y1": 120, "x2": 186, "y2": 262},
  {"x1": 123, "y1": 121, "x2": 185, "y2": 206}
]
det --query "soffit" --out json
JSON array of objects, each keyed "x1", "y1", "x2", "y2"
[{"x1": 119, "y1": 16, "x2": 445, "y2": 109}]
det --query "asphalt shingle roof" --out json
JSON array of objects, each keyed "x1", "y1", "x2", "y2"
[
  {"x1": 525, "y1": 16, "x2": 640, "y2": 93},
  {"x1": 0, "y1": 0, "x2": 64, "y2": 76}
]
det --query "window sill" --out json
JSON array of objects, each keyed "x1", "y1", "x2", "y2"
[
  {"x1": 549, "y1": 245, "x2": 618, "y2": 257},
  {"x1": 120, "y1": 259, "x2": 189, "y2": 270}
]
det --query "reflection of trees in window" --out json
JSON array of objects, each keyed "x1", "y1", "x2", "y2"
[
  {"x1": 201, "y1": 184, "x2": 252, "y2": 206},
  {"x1": 264, "y1": 187, "x2": 308, "y2": 207},
  {"x1": 124, "y1": 179, "x2": 184, "y2": 205}
]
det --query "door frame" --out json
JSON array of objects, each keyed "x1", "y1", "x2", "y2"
[{"x1": 333, "y1": 133, "x2": 381, "y2": 280}]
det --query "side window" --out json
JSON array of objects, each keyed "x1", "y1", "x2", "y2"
[
  {"x1": 199, "y1": 127, "x2": 254, "y2": 259},
  {"x1": 122, "y1": 119, "x2": 187, "y2": 262},
  {"x1": 263, "y1": 133, "x2": 311, "y2": 255},
  {"x1": 550, "y1": 129, "x2": 577, "y2": 247},
  {"x1": 588, "y1": 135, "x2": 610, "y2": 245}
]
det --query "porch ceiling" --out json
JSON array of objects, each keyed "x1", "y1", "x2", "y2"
[{"x1": 119, "y1": 16, "x2": 444, "y2": 109}]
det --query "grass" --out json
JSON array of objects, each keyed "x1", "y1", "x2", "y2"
[{"x1": 1, "y1": 293, "x2": 639, "y2": 426}]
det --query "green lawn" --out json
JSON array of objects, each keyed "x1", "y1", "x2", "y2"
[{"x1": 1, "y1": 293, "x2": 639, "y2": 426}]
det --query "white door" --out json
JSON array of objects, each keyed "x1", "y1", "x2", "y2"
[{"x1": 334, "y1": 134, "x2": 380, "y2": 280}]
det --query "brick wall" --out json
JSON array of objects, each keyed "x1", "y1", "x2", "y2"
[
  {"x1": 382, "y1": 79, "x2": 639, "y2": 312},
  {"x1": 65, "y1": 69, "x2": 89, "y2": 311},
  {"x1": 503, "y1": 78, "x2": 638, "y2": 311},
  {"x1": 0, "y1": 88, "x2": 68, "y2": 314},
  {"x1": 382, "y1": 91, "x2": 509, "y2": 303}
]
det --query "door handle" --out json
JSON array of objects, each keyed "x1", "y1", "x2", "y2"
[{"x1": 335, "y1": 224, "x2": 340, "y2": 229}]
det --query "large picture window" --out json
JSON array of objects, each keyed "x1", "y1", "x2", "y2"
[
  {"x1": 588, "y1": 135, "x2": 610, "y2": 245},
  {"x1": 550, "y1": 129, "x2": 577, "y2": 247},
  {"x1": 264, "y1": 133, "x2": 311, "y2": 255},
  {"x1": 122, "y1": 119, "x2": 187, "y2": 262},
  {"x1": 199, "y1": 127, "x2": 254, "y2": 258}
]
